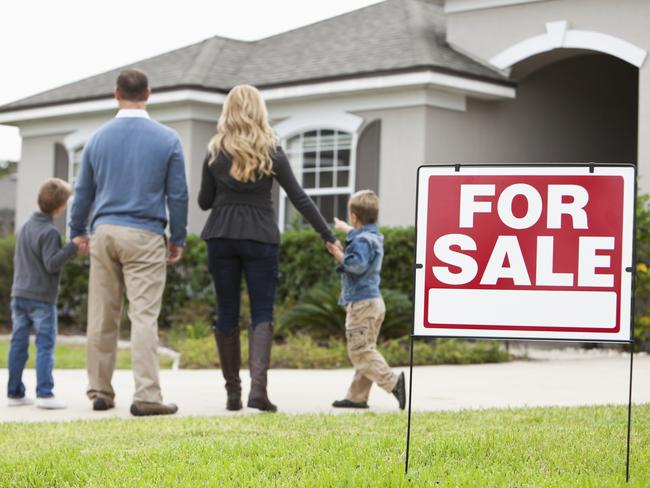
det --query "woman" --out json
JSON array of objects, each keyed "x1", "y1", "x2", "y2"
[{"x1": 198, "y1": 84, "x2": 337, "y2": 412}]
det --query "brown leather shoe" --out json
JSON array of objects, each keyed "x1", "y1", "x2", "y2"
[
  {"x1": 130, "y1": 401, "x2": 178, "y2": 417},
  {"x1": 92, "y1": 398, "x2": 115, "y2": 411}
]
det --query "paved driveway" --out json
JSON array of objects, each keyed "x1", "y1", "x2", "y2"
[{"x1": 1, "y1": 352, "x2": 648, "y2": 423}]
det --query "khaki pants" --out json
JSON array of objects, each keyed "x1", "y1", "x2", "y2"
[
  {"x1": 344, "y1": 297, "x2": 398, "y2": 403},
  {"x1": 86, "y1": 224, "x2": 166, "y2": 403}
]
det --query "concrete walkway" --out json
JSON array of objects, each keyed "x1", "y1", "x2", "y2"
[{"x1": 1, "y1": 351, "x2": 649, "y2": 423}]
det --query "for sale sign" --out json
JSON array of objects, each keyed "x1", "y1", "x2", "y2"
[{"x1": 413, "y1": 165, "x2": 635, "y2": 342}]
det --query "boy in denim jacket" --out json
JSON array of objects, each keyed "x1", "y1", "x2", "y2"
[{"x1": 326, "y1": 190, "x2": 406, "y2": 409}]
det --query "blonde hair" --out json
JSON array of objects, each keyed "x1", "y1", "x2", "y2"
[
  {"x1": 208, "y1": 84, "x2": 278, "y2": 182},
  {"x1": 349, "y1": 190, "x2": 379, "y2": 225},
  {"x1": 38, "y1": 178, "x2": 72, "y2": 215}
]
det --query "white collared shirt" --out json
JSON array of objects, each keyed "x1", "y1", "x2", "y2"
[{"x1": 116, "y1": 108, "x2": 150, "y2": 119}]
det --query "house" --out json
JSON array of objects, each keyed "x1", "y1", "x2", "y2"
[
  {"x1": 0, "y1": 0, "x2": 647, "y2": 236},
  {"x1": 0, "y1": 162, "x2": 17, "y2": 236}
]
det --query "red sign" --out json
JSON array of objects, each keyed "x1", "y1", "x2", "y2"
[{"x1": 413, "y1": 166, "x2": 635, "y2": 342}]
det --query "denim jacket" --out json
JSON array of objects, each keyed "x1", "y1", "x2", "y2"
[{"x1": 336, "y1": 224, "x2": 384, "y2": 305}]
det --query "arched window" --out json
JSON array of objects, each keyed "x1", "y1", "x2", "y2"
[{"x1": 279, "y1": 128, "x2": 355, "y2": 230}]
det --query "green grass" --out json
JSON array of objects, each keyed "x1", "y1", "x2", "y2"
[
  {"x1": 1, "y1": 404, "x2": 648, "y2": 486},
  {"x1": 0, "y1": 340, "x2": 173, "y2": 369}
]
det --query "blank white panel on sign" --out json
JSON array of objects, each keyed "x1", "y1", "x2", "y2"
[{"x1": 428, "y1": 289, "x2": 617, "y2": 329}]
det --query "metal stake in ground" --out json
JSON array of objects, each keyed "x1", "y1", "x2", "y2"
[
  {"x1": 626, "y1": 347, "x2": 634, "y2": 482},
  {"x1": 404, "y1": 334, "x2": 415, "y2": 474}
]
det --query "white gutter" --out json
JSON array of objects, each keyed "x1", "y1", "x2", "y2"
[{"x1": 0, "y1": 71, "x2": 514, "y2": 124}]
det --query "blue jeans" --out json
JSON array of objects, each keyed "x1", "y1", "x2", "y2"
[
  {"x1": 207, "y1": 238, "x2": 279, "y2": 335},
  {"x1": 7, "y1": 297, "x2": 58, "y2": 399}
]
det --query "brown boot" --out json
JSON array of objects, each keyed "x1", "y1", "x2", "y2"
[
  {"x1": 214, "y1": 326, "x2": 242, "y2": 411},
  {"x1": 247, "y1": 322, "x2": 277, "y2": 412},
  {"x1": 130, "y1": 401, "x2": 178, "y2": 416}
]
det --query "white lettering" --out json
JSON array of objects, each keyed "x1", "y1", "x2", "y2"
[
  {"x1": 547, "y1": 185, "x2": 589, "y2": 229},
  {"x1": 535, "y1": 236, "x2": 573, "y2": 286},
  {"x1": 497, "y1": 184, "x2": 543, "y2": 230},
  {"x1": 578, "y1": 236, "x2": 614, "y2": 287},
  {"x1": 432, "y1": 234, "x2": 478, "y2": 285},
  {"x1": 459, "y1": 184, "x2": 495, "y2": 228},
  {"x1": 480, "y1": 236, "x2": 531, "y2": 285}
]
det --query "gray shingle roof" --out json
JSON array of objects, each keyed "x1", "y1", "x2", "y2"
[{"x1": 0, "y1": 0, "x2": 509, "y2": 113}]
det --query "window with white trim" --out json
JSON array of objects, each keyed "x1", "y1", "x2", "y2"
[
  {"x1": 279, "y1": 129, "x2": 355, "y2": 230},
  {"x1": 70, "y1": 146, "x2": 83, "y2": 187}
]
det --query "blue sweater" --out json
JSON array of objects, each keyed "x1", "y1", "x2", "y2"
[{"x1": 69, "y1": 114, "x2": 189, "y2": 245}]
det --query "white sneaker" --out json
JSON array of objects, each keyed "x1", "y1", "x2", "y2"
[
  {"x1": 7, "y1": 396, "x2": 35, "y2": 407},
  {"x1": 36, "y1": 397, "x2": 67, "y2": 410}
]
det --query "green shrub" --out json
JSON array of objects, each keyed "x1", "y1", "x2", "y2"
[
  {"x1": 277, "y1": 283, "x2": 413, "y2": 339},
  {"x1": 277, "y1": 229, "x2": 339, "y2": 303},
  {"x1": 58, "y1": 254, "x2": 89, "y2": 323},
  {"x1": 635, "y1": 193, "x2": 650, "y2": 349},
  {"x1": 277, "y1": 227, "x2": 415, "y2": 303},
  {"x1": 165, "y1": 331, "x2": 509, "y2": 369},
  {"x1": 272, "y1": 335, "x2": 349, "y2": 369},
  {"x1": 0, "y1": 235, "x2": 15, "y2": 322},
  {"x1": 162, "y1": 234, "x2": 215, "y2": 326},
  {"x1": 381, "y1": 227, "x2": 415, "y2": 298}
]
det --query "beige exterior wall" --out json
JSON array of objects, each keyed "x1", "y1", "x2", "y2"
[
  {"x1": 165, "y1": 119, "x2": 217, "y2": 235},
  {"x1": 445, "y1": 0, "x2": 650, "y2": 189},
  {"x1": 13, "y1": 108, "x2": 218, "y2": 236},
  {"x1": 354, "y1": 52, "x2": 637, "y2": 227},
  {"x1": 425, "y1": 54, "x2": 637, "y2": 164},
  {"x1": 16, "y1": 133, "x2": 65, "y2": 226},
  {"x1": 353, "y1": 106, "x2": 427, "y2": 227}
]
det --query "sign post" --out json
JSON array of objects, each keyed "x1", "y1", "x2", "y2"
[{"x1": 405, "y1": 164, "x2": 636, "y2": 481}]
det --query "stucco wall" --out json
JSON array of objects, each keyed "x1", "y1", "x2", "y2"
[
  {"x1": 353, "y1": 53, "x2": 637, "y2": 227},
  {"x1": 16, "y1": 133, "x2": 64, "y2": 227},
  {"x1": 426, "y1": 54, "x2": 637, "y2": 165},
  {"x1": 13, "y1": 108, "x2": 218, "y2": 236},
  {"x1": 446, "y1": 0, "x2": 650, "y2": 189},
  {"x1": 353, "y1": 106, "x2": 427, "y2": 227},
  {"x1": 143, "y1": 117, "x2": 218, "y2": 236}
]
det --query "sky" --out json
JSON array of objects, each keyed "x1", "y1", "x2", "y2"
[{"x1": 0, "y1": 0, "x2": 383, "y2": 162}]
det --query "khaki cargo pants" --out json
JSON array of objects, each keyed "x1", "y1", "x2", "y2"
[
  {"x1": 344, "y1": 297, "x2": 398, "y2": 403},
  {"x1": 86, "y1": 224, "x2": 166, "y2": 403}
]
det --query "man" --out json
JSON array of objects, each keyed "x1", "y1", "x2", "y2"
[{"x1": 70, "y1": 68, "x2": 188, "y2": 416}]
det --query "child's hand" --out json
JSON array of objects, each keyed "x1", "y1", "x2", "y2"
[
  {"x1": 73, "y1": 236, "x2": 90, "y2": 256},
  {"x1": 334, "y1": 217, "x2": 352, "y2": 234},
  {"x1": 326, "y1": 241, "x2": 344, "y2": 263}
]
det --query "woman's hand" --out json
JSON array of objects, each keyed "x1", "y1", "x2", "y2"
[{"x1": 334, "y1": 217, "x2": 352, "y2": 234}]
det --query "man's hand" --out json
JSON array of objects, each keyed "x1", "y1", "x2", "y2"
[
  {"x1": 167, "y1": 243, "x2": 184, "y2": 264},
  {"x1": 326, "y1": 241, "x2": 344, "y2": 264},
  {"x1": 334, "y1": 217, "x2": 353, "y2": 234},
  {"x1": 73, "y1": 235, "x2": 90, "y2": 256}
]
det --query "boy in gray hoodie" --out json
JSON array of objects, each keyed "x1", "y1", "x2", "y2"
[{"x1": 7, "y1": 178, "x2": 85, "y2": 409}]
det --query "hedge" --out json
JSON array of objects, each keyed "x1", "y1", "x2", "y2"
[
  {"x1": 276, "y1": 226, "x2": 414, "y2": 303},
  {"x1": 0, "y1": 227, "x2": 415, "y2": 329}
]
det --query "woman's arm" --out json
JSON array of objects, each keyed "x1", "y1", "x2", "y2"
[
  {"x1": 197, "y1": 154, "x2": 217, "y2": 211},
  {"x1": 274, "y1": 148, "x2": 336, "y2": 243}
]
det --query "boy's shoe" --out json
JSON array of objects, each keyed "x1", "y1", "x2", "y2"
[
  {"x1": 7, "y1": 396, "x2": 34, "y2": 407},
  {"x1": 36, "y1": 397, "x2": 67, "y2": 410},
  {"x1": 130, "y1": 401, "x2": 178, "y2": 417},
  {"x1": 92, "y1": 398, "x2": 115, "y2": 411},
  {"x1": 332, "y1": 399, "x2": 369, "y2": 409},
  {"x1": 392, "y1": 372, "x2": 406, "y2": 410}
]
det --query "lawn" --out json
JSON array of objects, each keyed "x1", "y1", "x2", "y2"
[
  {"x1": 0, "y1": 340, "x2": 173, "y2": 369},
  {"x1": 1, "y1": 404, "x2": 648, "y2": 486}
]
